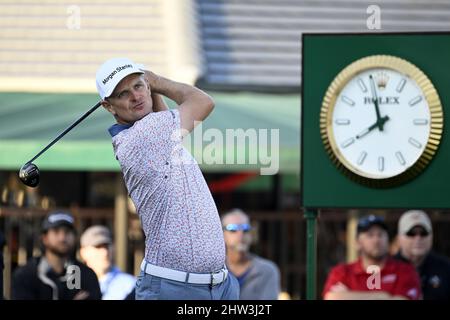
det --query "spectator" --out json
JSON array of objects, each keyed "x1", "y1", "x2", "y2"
[
  {"x1": 323, "y1": 215, "x2": 421, "y2": 300},
  {"x1": 394, "y1": 210, "x2": 450, "y2": 300},
  {"x1": 222, "y1": 209, "x2": 280, "y2": 300},
  {"x1": 11, "y1": 211, "x2": 101, "y2": 300},
  {"x1": 80, "y1": 225, "x2": 136, "y2": 300}
]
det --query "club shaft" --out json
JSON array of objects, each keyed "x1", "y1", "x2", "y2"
[{"x1": 28, "y1": 101, "x2": 102, "y2": 164}]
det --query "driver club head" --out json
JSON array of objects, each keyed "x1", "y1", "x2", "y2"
[{"x1": 19, "y1": 162, "x2": 40, "y2": 187}]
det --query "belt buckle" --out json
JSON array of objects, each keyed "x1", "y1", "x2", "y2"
[
  {"x1": 210, "y1": 273, "x2": 214, "y2": 286},
  {"x1": 210, "y1": 269, "x2": 226, "y2": 286}
]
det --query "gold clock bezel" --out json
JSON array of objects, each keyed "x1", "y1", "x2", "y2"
[{"x1": 320, "y1": 55, "x2": 444, "y2": 188}]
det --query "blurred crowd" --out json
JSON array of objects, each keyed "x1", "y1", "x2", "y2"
[{"x1": 1, "y1": 209, "x2": 449, "y2": 300}]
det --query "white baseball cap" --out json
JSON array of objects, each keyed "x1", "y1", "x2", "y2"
[
  {"x1": 398, "y1": 210, "x2": 432, "y2": 235},
  {"x1": 95, "y1": 57, "x2": 144, "y2": 99},
  {"x1": 80, "y1": 225, "x2": 112, "y2": 247}
]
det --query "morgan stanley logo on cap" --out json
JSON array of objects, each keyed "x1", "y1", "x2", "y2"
[{"x1": 96, "y1": 57, "x2": 144, "y2": 100}]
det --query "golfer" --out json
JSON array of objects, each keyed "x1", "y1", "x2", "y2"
[{"x1": 96, "y1": 57, "x2": 239, "y2": 300}]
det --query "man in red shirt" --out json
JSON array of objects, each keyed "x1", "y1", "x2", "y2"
[{"x1": 323, "y1": 215, "x2": 421, "y2": 300}]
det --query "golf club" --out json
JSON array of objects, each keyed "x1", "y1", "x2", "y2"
[{"x1": 18, "y1": 101, "x2": 102, "y2": 188}]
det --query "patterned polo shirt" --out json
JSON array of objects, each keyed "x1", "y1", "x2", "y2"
[{"x1": 109, "y1": 109, "x2": 225, "y2": 273}]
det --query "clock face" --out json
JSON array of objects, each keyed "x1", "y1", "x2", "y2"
[
  {"x1": 332, "y1": 68, "x2": 430, "y2": 179},
  {"x1": 320, "y1": 55, "x2": 443, "y2": 187}
]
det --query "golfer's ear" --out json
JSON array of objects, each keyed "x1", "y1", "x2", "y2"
[{"x1": 101, "y1": 100, "x2": 116, "y2": 115}]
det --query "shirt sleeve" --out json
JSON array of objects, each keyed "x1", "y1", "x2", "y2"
[
  {"x1": 322, "y1": 264, "x2": 348, "y2": 299},
  {"x1": 392, "y1": 263, "x2": 422, "y2": 300}
]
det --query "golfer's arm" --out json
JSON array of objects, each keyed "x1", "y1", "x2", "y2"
[
  {"x1": 145, "y1": 71, "x2": 214, "y2": 133},
  {"x1": 152, "y1": 93, "x2": 169, "y2": 112},
  {"x1": 324, "y1": 291, "x2": 405, "y2": 300}
]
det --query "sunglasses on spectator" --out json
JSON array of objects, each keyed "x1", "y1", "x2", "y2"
[
  {"x1": 223, "y1": 223, "x2": 252, "y2": 232},
  {"x1": 94, "y1": 243, "x2": 111, "y2": 249},
  {"x1": 406, "y1": 230, "x2": 430, "y2": 237}
]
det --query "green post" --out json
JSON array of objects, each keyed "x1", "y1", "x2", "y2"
[{"x1": 304, "y1": 209, "x2": 318, "y2": 300}]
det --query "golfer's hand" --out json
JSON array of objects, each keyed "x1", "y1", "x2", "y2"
[
  {"x1": 144, "y1": 70, "x2": 160, "y2": 91},
  {"x1": 152, "y1": 92, "x2": 169, "y2": 112}
]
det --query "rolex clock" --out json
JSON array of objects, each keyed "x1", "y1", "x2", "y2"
[{"x1": 320, "y1": 55, "x2": 443, "y2": 187}]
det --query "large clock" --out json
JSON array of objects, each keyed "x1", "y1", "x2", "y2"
[{"x1": 320, "y1": 55, "x2": 444, "y2": 187}]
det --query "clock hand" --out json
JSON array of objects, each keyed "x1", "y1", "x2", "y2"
[
  {"x1": 356, "y1": 115, "x2": 390, "y2": 139},
  {"x1": 369, "y1": 74, "x2": 385, "y2": 131},
  {"x1": 356, "y1": 122, "x2": 378, "y2": 139}
]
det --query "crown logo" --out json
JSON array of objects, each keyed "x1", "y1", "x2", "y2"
[{"x1": 376, "y1": 72, "x2": 389, "y2": 90}]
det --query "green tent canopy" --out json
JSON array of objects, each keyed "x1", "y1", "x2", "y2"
[{"x1": 0, "y1": 92, "x2": 300, "y2": 175}]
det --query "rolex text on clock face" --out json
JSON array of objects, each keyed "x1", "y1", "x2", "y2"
[{"x1": 331, "y1": 68, "x2": 430, "y2": 179}]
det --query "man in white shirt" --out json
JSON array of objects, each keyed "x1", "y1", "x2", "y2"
[{"x1": 80, "y1": 225, "x2": 135, "y2": 300}]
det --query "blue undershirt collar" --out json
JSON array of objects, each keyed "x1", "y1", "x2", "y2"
[{"x1": 108, "y1": 123, "x2": 132, "y2": 137}]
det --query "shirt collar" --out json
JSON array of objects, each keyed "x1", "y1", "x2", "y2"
[
  {"x1": 354, "y1": 258, "x2": 366, "y2": 274},
  {"x1": 355, "y1": 256, "x2": 394, "y2": 274},
  {"x1": 108, "y1": 123, "x2": 132, "y2": 137}
]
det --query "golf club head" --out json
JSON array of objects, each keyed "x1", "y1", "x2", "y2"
[{"x1": 19, "y1": 163, "x2": 40, "y2": 187}]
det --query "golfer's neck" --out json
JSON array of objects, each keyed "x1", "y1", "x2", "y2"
[{"x1": 116, "y1": 118, "x2": 134, "y2": 126}]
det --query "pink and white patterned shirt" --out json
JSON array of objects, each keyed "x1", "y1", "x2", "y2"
[{"x1": 109, "y1": 109, "x2": 225, "y2": 273}]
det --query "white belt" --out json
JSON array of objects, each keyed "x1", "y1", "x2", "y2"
[{"x1": 140, "y1": 260, "x2": 228, "y2": 286}]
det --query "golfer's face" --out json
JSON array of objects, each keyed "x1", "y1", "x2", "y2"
[{"x1": 106, "y1": 73, "x2": 153, "y2": 124}]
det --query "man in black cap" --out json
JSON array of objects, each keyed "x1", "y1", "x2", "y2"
[
  {"x1": 394, "y1": 210, "x2": 450, "y2": 300},
  {"x1": 323, "y1": 215, "x2": 422, "y2": 300},
  {"x1": 11, "y1": 211, "x2": 101, "y2": 300}
]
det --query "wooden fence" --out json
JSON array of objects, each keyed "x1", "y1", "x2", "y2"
[{"x1": 2, "y1": 207, "x2": 450, "y2": 299}]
